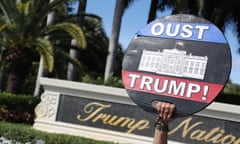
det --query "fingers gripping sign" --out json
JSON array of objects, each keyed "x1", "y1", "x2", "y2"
[{"x1": 156, "y1": 102, "x2": 176, "y2": 120}]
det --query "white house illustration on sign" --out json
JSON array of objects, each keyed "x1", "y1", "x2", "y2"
[{"x1": 138, "y1": 42, "x2": 208, "y2": 80}]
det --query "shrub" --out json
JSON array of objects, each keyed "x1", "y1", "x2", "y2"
[
  {"x1": 0, "y1": 92, "x2": 40, "y2": 124},
  {"x1": 82, "y1": 74, "x2": 123, "y2": 88},
  {"x1": 223, "y1": 83, "x2": 240, "y2": 95},
  {"x1": 215, "y1": 93, "x2": 240, "y2": 105}
]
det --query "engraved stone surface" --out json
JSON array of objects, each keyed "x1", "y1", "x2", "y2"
[{"x1": 35, "y1": 91, "x2": 60, "y2": 121}]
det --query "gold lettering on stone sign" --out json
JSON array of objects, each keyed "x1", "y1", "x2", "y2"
[
  {"x1": 76, "y1": 102, "x2": 150, "y2": 133},
  {"x1": 169, "y1": 117, "x2": 240, "y2": 144},
  {"x1": 76, "y1": 102, "x2": 240, "y2": 143}
]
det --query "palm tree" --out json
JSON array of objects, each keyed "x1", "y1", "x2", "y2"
[
  {"x1": 67, "y1": 0, "x2": 87, "y2": 81},
  {"x1": 51, "y1": 15, "x2": 111, "y2": 79},
  {"x1": 157, "y1": 0, "x2": 240, "y2": 36},
  {"x1": 79, "y1": 17, "x2": 109, "y2": 76},
  {"x1": 104, "y1": 0, "x2": 135, "y2": 83},
  {"x1": 0, "y1": 0, "x2": 86, "y2": 94},
  {"x1": 147, "y1": 0, "x2": 159, "y2": 23},
  {"x1": 148, "y1": 0, "x2": 240, "y2": 55},
  {"x1": 147, "y1": 0, "x2": 189, "y2": 23}
]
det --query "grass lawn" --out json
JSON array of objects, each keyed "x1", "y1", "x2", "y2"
[{"x1": 0, "y1": 121, "x2": 117, "y2": 144}]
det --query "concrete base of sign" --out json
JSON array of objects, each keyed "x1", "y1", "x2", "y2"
[
  {"x1": 34, "y1": 120, "x2": 152, "y2": 144},
  {"x1": 33, "y1": 78, "x2": 240, "y2": 144}
]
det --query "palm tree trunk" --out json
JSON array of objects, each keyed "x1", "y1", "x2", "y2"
[
  {"x1": 0, "y1": 66, "x2": 6, "y2": 90},
  {"x1": 6, "y1": 73, "x2": 23, "y2": 94},
  {"x1": 0, "y1": 44, "x2": 6, "y2": 90},
  {"x1": 147, "y1": 0, "x2": 158, "y2": 23},
  {"x1": 67, "y1": 0, "x2": 86, "y2": 81},
  {"x1": 197, "y1": 0, "x2": 204, "y2": 16},
  {"x1": 34, "y1": 0, "x2": 55, "y2": 96},
  {"x1": 173, "y1": 0, "x2": 188, "y2": 14},
  {"x1": 6, "y1": 61, "x2": 31, "y2": 94},
  {"x1": 104, "y1": 0, "x2": 125, "y2": 83}
]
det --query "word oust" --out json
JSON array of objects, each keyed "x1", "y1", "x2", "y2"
[{"x1": 151, "y1": 22, "x2": 209, "y2": 40}]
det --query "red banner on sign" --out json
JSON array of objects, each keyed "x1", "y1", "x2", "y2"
[{"x1": 122, "y1": 70, "x2": 223, "y2": 103}]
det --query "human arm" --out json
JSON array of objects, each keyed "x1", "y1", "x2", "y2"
[{"x1": 152, "y1": 102, "x2": 176, "y2": 144}]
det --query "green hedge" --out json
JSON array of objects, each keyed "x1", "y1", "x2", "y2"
[
  {"x1": 0, "y1": 92, "x2": 40, "y2": 124},
  {"x1": 215, "y1": 93, "x2": 240, "y2": 105},
  {"x1": 0, "y1": 121, "x2": 116, "y2": 144},
  {"x1": 82, "y1": 74, "x2": 123, "y2": 88}
]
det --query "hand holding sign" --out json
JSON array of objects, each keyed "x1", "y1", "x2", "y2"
[{"x1": 122, "y1": 14, "x2": 231, "y2": 117}]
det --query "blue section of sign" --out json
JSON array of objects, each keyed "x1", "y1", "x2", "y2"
[{"x1": 136, "y1": 20, "x2": 227, "y2": 44}]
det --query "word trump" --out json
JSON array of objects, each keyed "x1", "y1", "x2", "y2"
[
  {"x1": 122, "y1": 70, "x2": 223, "y2": 103},
  {"x1": 76, "y1": 102, "x2": 149, "y2": 133},
  {"x1": 128, "y1": 73, "x2": 208, "y2": 101}
]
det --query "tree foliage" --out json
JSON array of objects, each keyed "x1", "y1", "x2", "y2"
[
  {"x1": 156, "y1": 0, "x2": 240, "y2": 43},
  {"x1": 0, "y1": 0, "x2": 86, "y2": 94}
]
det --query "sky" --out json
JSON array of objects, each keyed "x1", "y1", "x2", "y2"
[{"x1": 76, "y1": 0, "x2": 240, "y2": 84}]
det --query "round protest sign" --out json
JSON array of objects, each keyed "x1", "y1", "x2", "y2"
[{"x1": 122, "y1": 14, "x2": 231, "y2": 117}]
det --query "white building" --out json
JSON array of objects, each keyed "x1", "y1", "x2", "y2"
[{"x1": 138, "y1": 48, "x2": 208, "y2": 80}]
